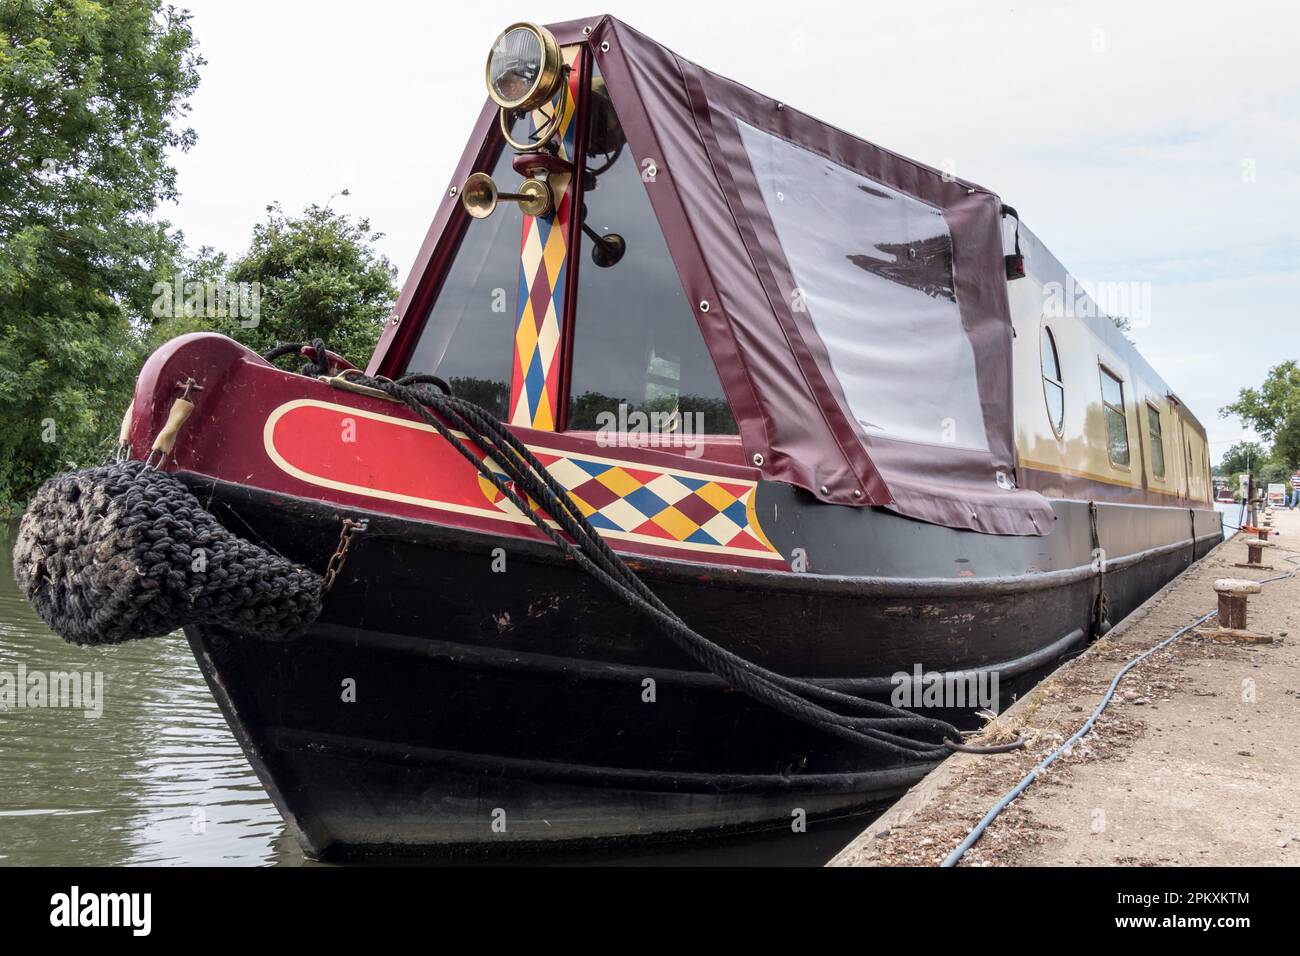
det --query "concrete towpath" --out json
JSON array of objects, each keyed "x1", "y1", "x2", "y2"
[{"x1": 830, "y1": 507, "x2": 1300, "y2": 867}]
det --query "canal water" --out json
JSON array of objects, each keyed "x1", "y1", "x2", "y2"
[
  {"x1": 1, "y1": 511, "x2": 1240, "y2": 866},
  {"x1": 0, "y1": 524, "x2": 302, "y2": 866},
  {"x1": 1215, "y1": 499, "x2": 1248, "y2": 535}
]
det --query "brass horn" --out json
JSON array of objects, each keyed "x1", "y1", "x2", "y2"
[{"x1": 460, "y1": 172, "x2": 553, "y2": 220}]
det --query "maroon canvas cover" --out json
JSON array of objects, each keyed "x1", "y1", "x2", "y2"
[
  {"x1": 588, "y1": 16, "x2": 1052, "y2": 535},
  {"x1": 374, "y1": 14, "x2": 1055, "y2": 536}
]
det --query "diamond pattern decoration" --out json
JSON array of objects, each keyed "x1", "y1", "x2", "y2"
[
  {"x1": 508, "y1": 45, "x2": 584, "y2": 431},
  {"x1": 475, "y1": 445, "x2": 778, "y2": 558}
]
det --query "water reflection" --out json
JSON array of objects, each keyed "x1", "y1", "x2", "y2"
[
  {"x1": 1215, "y1": 500, "x2": 1246, "y2": 535},
  {"x1": 0, "y1": 523, "x2": 299, "y2": 866}
]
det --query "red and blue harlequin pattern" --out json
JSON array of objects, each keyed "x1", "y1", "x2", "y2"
[
  {"x1": 476, "y1": 448, "x2": 780, "y2": 560},
  {"x1": 508, "y1": 46, "x2": 584, "y2": 431}
]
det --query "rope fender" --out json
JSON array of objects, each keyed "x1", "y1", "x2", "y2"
[{"x1": 12, "y1": 460, "x2": 324, "y2": 646}]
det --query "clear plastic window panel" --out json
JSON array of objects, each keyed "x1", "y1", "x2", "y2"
[
  {"x1": 402, "y1": 132, "x2": 527, "y2": 419},
  {"x1": 738, "y1": 120, "x2": 989, "y2": 451},
  {"x1": 567, "y1": 68, "x2": 736, "y2": 434}
]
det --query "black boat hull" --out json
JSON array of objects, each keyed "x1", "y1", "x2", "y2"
[{"x1": 182, "y1": 477, "x2": 1221, "y2": 859}]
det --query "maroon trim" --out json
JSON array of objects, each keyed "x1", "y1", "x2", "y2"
[
  {"x1": 137, "y1": 333, "x2": 786, "y2": 571},
  {"x1": 589, "y1": 23, "x2": 771, "y2": 456},
  {"x1": 684, "y1": 65, "x2": 889, "y2": 505},
  {"x1": 546, "y1": 16, "x2": 605, "y2": 45}
]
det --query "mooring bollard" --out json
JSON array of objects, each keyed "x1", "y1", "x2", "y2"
[
  {"x1": 1198, "y1": 578, "x2": 1271, "y2": 644},
  {"x1": 1235, "y1": 537, "x2": 1274, "y2": 571},
  {"x1": 1215, "y1": 578, "x2": 1260, "y2": 630}
]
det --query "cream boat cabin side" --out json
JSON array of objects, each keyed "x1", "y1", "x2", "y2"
[
  {"x1": 17, "y1": 14, "x2": 1219, "y2": 859},
  {"x1": 1008, "y1": 224, "x2": 1213, "y2": 507}
]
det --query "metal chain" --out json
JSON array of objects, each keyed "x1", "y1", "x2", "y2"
[
  {"x1": 1089, "y1": 500, "x2": 1111, "y2": 636},
  {"x1": 322, "y1": 517, "x2": 367, "y2": 594}
]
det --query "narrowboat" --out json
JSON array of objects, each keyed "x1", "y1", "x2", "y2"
[{"x1": 25, "y1": 15, "x2": 1222, "y2": 859}]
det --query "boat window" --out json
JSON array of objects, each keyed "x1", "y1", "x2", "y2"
[
  {"x1": 400, "y1": 121, "x2": 529, "y2": 419},
  {"x1": 567, "y1": 66, "x2": 736, "y2": 435},
  {"x1": 1041, "y1": 326, "x2": 1064, "y2": 437},
  {"x1": 1099, "y1": 365, "x2": 1130, "y2": 467},
  {"x1": 738, "y1": 120, "x2": 988, "y2": 451},
  {"x1": 1146, "y1": 403, "x2": 1166, "y2": 479}
]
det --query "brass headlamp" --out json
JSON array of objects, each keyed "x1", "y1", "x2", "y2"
[
  {"x1": 461, "y1": 24, "x2": 566, "y2": 222},
  {"x1": 460, "y1": 20, "x2": 627, "y2": 269},
  {"x1": 485, "y1": 22, "x2": 566, "y2": 151}
]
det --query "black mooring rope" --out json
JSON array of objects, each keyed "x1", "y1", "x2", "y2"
[
  {"x1": 264, "y1": 339, "x2": 333, "y2": 377},
  {"x1": 344, "y1": 368, "x2": 1018, "y2": 762}
]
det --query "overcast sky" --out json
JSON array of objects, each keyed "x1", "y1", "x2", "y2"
[{"x1": 164, "y1": 0, "x2": 1299, "y2": 462}]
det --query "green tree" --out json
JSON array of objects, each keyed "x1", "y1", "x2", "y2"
[
  {"x1": 1220, "y1": 361, "x2": 1300, "y2": 472},
  {"x1": 214, "y1": 201, "x2": 396, "y2": 365},
  {"x1": 140, "y1": 242, "x2": 228, "y2": 344},
  {"x1": 1257, "y1": 451, "x2": 1293, "y2": 487},
  {"x1": 1217, "y1": 440, "x2": 1269, "y2": 479},
  {"x1": 147, "y1": 200, "x2": 398, "y2": 370},
  {"x1": 0, "y1": 0, "x2": 201, "y2": 513}
]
